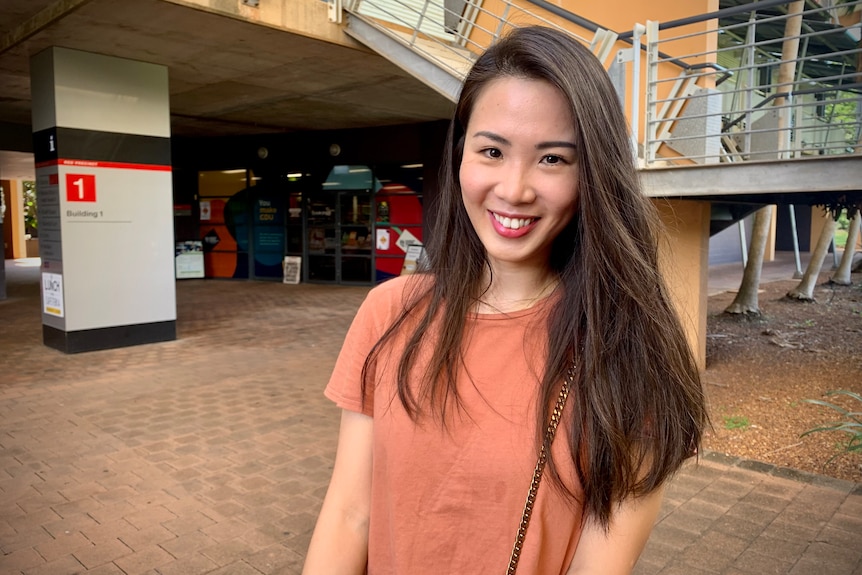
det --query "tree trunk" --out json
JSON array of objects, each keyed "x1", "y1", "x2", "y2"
[
  {"x1": 787, "y1": 217, "x2": 838, "y2": 300},
  {"x1": 831, "y1": 212, "x2": 861, "y2": 284},
  {"x1": 774, "y1": 0, "x2": 805, "y2": 155},
  {"x1": 725, "y1": 207, "x2": 773, "y2": 315}
]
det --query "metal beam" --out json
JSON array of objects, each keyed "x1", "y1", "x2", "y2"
[
  {"x1": 641, "y1": 155, "x2": 862, "y2": 198},
  {"x1": 0, "y1": 0, "x2": 95, "y2": 56}
]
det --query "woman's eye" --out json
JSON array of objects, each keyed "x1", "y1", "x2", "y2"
[
  {"x1": 482, "y1": 148, "x2": 502, "y2": 159},
  {"x1": 542, "y1": 154, "x2": 565, "y2": 165}
]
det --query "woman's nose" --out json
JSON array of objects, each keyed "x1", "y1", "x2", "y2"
[{"x1": 494, "y1": 163, "x2": 536, "y2": 205}]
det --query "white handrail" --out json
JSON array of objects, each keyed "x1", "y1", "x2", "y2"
[{"x1": 644, "y1": 0, "x2": 861, "y2": 166}]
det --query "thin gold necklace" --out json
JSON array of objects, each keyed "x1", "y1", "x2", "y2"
[{"x1": 476, "y1": 277, "x2": 558, "y2": 314}]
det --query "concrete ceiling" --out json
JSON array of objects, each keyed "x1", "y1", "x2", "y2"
[{"x1": 0, "y1": 0, "x2": 455, "y2": 180}]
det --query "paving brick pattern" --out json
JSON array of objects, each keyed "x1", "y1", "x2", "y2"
[{"x1": 1, "y1": 259, "x2": 861, "y2": 574}]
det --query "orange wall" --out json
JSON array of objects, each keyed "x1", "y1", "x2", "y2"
[{"x1": 571, "y1": 0, "x2": 717, "y2": 38}]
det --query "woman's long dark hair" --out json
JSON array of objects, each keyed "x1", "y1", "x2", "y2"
[{"x1": 362, "y1": 26, "x2": 707, "y2": 529}]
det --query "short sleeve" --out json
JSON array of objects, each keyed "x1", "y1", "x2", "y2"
[
  {"x1": 324, "y1": 276, "x2": 416, "y2": 416},
  {"x1": 324, "y1": 296, "x2": 381, "y2": 415}
]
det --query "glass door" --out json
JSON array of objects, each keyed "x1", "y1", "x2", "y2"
[
  {"x1": 307, "y1": 165, "x2": 376, "y2": 285},
  {"x1": 286, "y1": 191, "x2": 303, "y2": 260},
  {"x1": 307, "y1": 191, "x2": 337, "y2": 282},
  {"x1": 339, "y1": 191, "x2": 373, "y2": 284}
]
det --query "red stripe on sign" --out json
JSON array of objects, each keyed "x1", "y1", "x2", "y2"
[{"x1": 35, "y1": 159, "x2": 171, "y2": 171}]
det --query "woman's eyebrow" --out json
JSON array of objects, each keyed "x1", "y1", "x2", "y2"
[
  {"x1": 536, "y1": 141, "x2": 577, "y2": 150},
  {"x1": 472, "y1": 130, "x2": 510, "y2": 146}
]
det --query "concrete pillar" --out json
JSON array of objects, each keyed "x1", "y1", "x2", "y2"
[
  {"x1": 654, "y1": 199, "x2": 711, "y2": 371},
  {"x1": 30, "y1": 47, "x2": 176, "y2": 353}
]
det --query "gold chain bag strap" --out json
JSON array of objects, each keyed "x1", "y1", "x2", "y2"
[{"x1": 506, "y1": 364, "x2": 574, "y2": 575}]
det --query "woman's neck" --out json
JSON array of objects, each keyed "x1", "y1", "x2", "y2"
[{"x1": 474, "y1": 264, "x2": 559, "y2": 314}]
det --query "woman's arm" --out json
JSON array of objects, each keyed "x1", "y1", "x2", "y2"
[
  {"x1": 566, "y1": 487, "x2": 665, "y2": 575},
  {"x1": 302, "y1": 409, "x2": 374, "y2": 575}
]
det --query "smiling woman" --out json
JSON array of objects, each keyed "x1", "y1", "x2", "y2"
[{"x1": 303, "y1": 26, "x2": 708, "y2": 575}]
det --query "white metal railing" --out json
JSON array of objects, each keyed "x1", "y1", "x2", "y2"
[
  {"x1": 339, "y1": 0, "x2": 619, "y2": 82},
  {"x1": 644, "y1": 0, "x2": 862, "y2": 166}
]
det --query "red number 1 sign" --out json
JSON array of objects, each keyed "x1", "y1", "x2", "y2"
[{"x1": 66, "y1": 174, "x2": 96, "y2": 202}]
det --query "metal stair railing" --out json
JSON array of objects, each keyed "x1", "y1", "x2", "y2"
[
  {"x1": 644, "y1": 0, "x2": 862, "y2": 167},
  {"x1": 334, "y1": 0, "x2": 622, "y2": 87}
]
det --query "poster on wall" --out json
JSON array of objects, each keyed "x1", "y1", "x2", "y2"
[
  {"x1": 376, "y1": 228, "x2": 390, "y2": 250},
  {"x1": 42, "y1": 272, "x2": 64, "y2": 317},
  {"x1": 396, "y1": 229, "x2": 420, "y2": 252},
  {"x1": 401, "y1": 244, "x2": 426, "y2": 275},
  {"x1": 200, "y1": 200, "x2": 211, "y2": 221}
]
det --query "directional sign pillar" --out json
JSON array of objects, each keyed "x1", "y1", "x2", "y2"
[{"x1": 31, "y1": 47, "x2": 176, "y2": 353}]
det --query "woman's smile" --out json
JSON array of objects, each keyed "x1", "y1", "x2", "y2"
[{"x1": 490, "y1": 211, "x2": 538, "y2": 237}]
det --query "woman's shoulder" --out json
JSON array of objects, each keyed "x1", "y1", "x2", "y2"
[
  {"x1": 367, "y1": 273, "x2": 433, "y2": 302},
  {"x1": 362, "y1": 273, "x2": 435, "y2": 317}
]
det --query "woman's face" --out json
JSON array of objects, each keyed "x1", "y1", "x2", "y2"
[{"x1": 459, "y1": 76, "x2": 579, "y2": 274}]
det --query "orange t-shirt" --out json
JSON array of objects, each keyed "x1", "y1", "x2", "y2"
[{"x1": 325, "y1": 275, "x2": 584, "y2": 574}]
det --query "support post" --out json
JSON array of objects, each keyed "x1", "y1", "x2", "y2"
[
  {"x1": 788, "y1": 204, "x2": 803, "y2": 278},
  {"x1": 31, "y1": 47, "x2": 176, "y2": 353}
]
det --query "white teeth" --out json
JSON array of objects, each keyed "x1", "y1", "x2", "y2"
[{"x1": 493, "y1": 213, "x2": 534, "y2": 230}]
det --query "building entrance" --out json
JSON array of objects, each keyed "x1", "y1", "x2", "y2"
[
  {"x1": 193, "y1": 164, "x2": 423, "y2": 286},
  {"x1": 307, "y1": 189, "x2": 373, "y2": 284}
]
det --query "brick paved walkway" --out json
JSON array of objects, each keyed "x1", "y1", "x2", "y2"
[{"x1": 1, "y1": 258, "x2": 860, "y2": 574}]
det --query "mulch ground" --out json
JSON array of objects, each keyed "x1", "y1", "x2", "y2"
[{"x1": 704, "y1": 270, "x2": 862, "y2": 483}]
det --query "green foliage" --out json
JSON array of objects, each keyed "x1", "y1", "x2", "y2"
[
  {"x1": 723, "y1": 415, "x2": 750, "y2": 430},
  {"x1": 833, "y1": 209, "x2": 850, "y2": 248},
  {"x1": 835, "y1": 229, "x2": 848, "y2": 249},
  {"x1": 837, "y1": 209, "x2": 850, "y2": 231},
  {"x1": 819, "y1": 203, "x2": 861, "y2": 223},
  {"x1": 23, "y1": 180, "x2": 37, "y2": 237},
  {"x1": 802, "y1": 390, "x2": 862, "y2": 463},
  {"x1": 821, "y1": 93, "x2": 859, "y2": 152}
]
